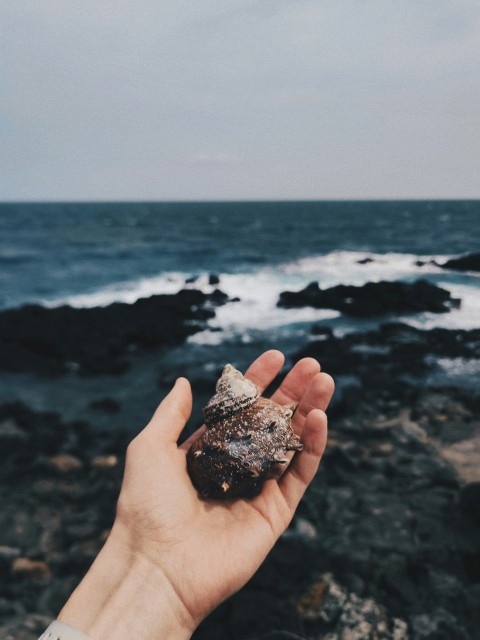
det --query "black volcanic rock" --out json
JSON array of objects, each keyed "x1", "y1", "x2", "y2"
[
  {"x1": 357, "y1": 257, "x2": 374, "y2": 264},
  {"x1": 292, "y1": 322, "x2": 480, "y2": 390},
  {"x1": 0, "y1": 402, "x2": 95, "y2": 484},
  {"x1": 459, "y1": 483, "x2": 480, "y2": 527},
  {"x1": 442, "y1": 252, "x2": 480, "y2": 273},
  {"x1": 0, "y1": 289, "x2": 228, "y2": 376},
  {"x1": 208, "y1": 273, "x2": 220, "y2": 285},
  {"x1": 278, "y1": 280, "x2": 460, "y2": 317},
  {"x1": 88, "y1": 398, "x2": 121, "y2": 414}
]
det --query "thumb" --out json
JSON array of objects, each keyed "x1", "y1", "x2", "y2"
[{"x1": 144, "y1": 377, "x2": 193, "y2": 443}]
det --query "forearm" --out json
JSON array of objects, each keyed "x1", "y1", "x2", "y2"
[{"x1": 58, "y1": 527, "x2": 195, "y2": 640}]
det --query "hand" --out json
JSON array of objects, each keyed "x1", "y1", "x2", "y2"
[{"x1": 58, "y1": 351, "x2": 334, "y2": 640}]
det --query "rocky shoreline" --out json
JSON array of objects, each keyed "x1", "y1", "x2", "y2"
[
  {"x1": 1, "y1": 283, "x2": 480, "y2": 640},
  {"x1": 1, "y1": 377, "x2": 479, "y2": 640},
  {"x1": 0, "y1": 288, "x2": 229, "y2": 376}
]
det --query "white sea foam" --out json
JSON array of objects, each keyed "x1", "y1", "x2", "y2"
[
  {"x1": 406, "y1": 282, "x2": 480, "y2": 331},
  {"x1": 282, "y1": 250, "x2": 448, "y2": 287},
  {"x1": 43, "y1": 272, "x2": 191, "y2": 308},
  {"x1": 42, "y1": 251, "x2": 479, "y2": 343},
  {"x1": 188, "y1": 269, "x2": 340, "y2": 346}
]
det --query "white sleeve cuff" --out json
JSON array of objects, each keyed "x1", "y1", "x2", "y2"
[{"x1": 38, "y1": 620, "x2": 92, "y2": 640}]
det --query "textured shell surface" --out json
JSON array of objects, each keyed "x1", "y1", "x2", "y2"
[
  {"x1": 187, "y1": 364, "x2": 303, "y2": 500},
  {"x1": 202, "y1": 363, "x2": 260, "y2": 426}
]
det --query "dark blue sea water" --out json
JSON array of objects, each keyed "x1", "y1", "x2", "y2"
[
  {"x1": 1, "y1": 200, "x2": 479, "y2": 428},
  {"x1": 1, "y1": 200, "x2": 479, "y2": 312}
]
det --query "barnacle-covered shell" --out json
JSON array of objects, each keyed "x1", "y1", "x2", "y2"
[
  {"x1": 203, "y1": 363, "x2": 260, "y2": 426},
  {"x1": 187, "y1": 364, "x2": 303, "y2": 500}
]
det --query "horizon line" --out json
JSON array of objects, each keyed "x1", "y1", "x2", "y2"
[{"x1": 1, "y1": 197, "x2": 479, "y2": 205}]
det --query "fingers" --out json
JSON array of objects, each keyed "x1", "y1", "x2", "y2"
[
  {"x1": 266, "y1": 370, "x2": 333, "y2": 481},
  {"x1": 142, "y1": 377, "x2": 193, "y2": 444},
  {"x1": 319, "y1": 373, "x2": 335, "y2": 411},
  {"x1": 292, "y1": 372, "x2": 335, "y2": 434},
  {"x1": 277, "y1": 408, "x2": 328, "y2": 513},
  {"x1": 270, "y1": 358, "x2": 321, "y2": 409},
  {"x1": 244, "y1": 349, "x2": 285, "y2": 391}
]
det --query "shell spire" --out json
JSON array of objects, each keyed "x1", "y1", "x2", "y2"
[{"x1": 203, "y1": 364, "x2": 260, "y2": 427}]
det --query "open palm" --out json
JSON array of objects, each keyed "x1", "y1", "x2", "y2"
[{"x1": 113, "y1": 350, "x2": 334, "y2": 631}]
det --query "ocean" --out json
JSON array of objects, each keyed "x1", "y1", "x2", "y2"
[{"x1": 1, "y1": 200, "x2": 479, "y2": 430}]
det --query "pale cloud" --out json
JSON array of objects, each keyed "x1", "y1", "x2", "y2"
[{"x1": 194, "y1": 152, "x2": 241, "y2": 165}]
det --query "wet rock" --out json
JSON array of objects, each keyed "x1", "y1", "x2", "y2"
[
  {"x1": 278, "y1": 280, "x2": 459, "y2": 317},
  {"x1": 64, "y1": 520, "x2": 99, "y2": 542},
  {"x1": 0, "y1": 597, "x2": 25, "y2": 618},
  {"x1": 0, "y1": 401, "x2": 124, "y2": 483},
  {"x1": 88, "y1": 397, "x2": 121, "y2": 413},
  {"x1": 357, "y1": 257, "x2": 374, "y2": 264},
  {"x1": 373, "y1": 443, "x2": 394, "y2": 457},
  {"x1": 311, "y1": 325, "x2": 334, "y2": 339},
  {"x1": 209, "y1": 288, "x2": 229, "y2": 304},
  {"x1": 410, "y1": 608, "x2": 468, "y2": 640},
  {"x1": 294, "y1": 574, "x2": 410, "y2": 639},
  {"x1": 47, "y1": 454, "x2": 83, "y2": 473},
  {"x1": 438, "y1": 436, "x2": 480, "y2": 484},
  {"x1": 412, "y1": 393, "x2": 476, "y2": 443},
  {"x1": 36, "y1": 578, "x2": 75, "y2": 617},
  {"x1": 0, "y1": 509, "x2": 42, "y2": 549},
  {"x1": 250, "y1": 633, "x2": 306, "y2": 640},
  {"x1": 0, "y1": 405, "x2": 125, "y2": 632},
  {"x1": 459, "y1": 483, "x2": 480, "y2": 525},
  {"x1": 0, "y1": 546, "x2": 21, "y2": 570},
  {"x1": 396, "y1": 414, "x2": 428, "y2": 445},
  {"x1": 295, "y1": 574, "x2": 346, "y2": 623},
  {"x1": 293, "y1": 323, "x2": 480, "y2": 391},
  {"x1": 282, "y1": 518, "x2": 318, "y2": 542},
  {"x1": 0, "y1": 614, "x2": 51, "y2": 640},
  {"x1": 0, "y1": 419, "x2": 28, "y2": 452},
  {"x1": 0, "y1": 545, "x2": 21, "y2": 560},
  {"x1": 442, "y1": 252, "x2": 480, "y2": 273},
  {"x1": 12, "y1": 558, "x2": 52, "y2": 580},
  {"x1": 208, "y1": 273, "x2": 220, "y2": 285},
  {"x1": 228, "y1": 591, "x2": 292, "y2": 638},
  {"x1": 90, "y1": 454, "x2": 118, "y2": 469},
  {"x1": 0, "y1": 289, "x2": 230, "y2": 376}
]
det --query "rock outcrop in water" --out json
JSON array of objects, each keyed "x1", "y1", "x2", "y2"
[
  {"x1": 441, "y1": 252, "x2": 480, "y2": 273},
  {"x1": 296, "y1": 322, "x2": 480, "y2": 385},
  {"x1": 0, "y1": 289, "x2": 229, "y2": 376},
  {"x1": 278, "y1": 280, "x2": 460, "y2": 317}
]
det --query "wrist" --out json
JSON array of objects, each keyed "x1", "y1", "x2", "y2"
[{"x1": 58, "y1": 526, "x2": 195, "y2": 640}]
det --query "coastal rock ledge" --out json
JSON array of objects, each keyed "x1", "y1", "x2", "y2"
[
  {"x1": 0, "y1": 289, "x2": 229, "y2": 376},
  {"x1": 277, "y1": 280, "x2": 459, "y2": 317},
  {"x1": 442, "y1": 252, "x2": 480, "y2": 273}
]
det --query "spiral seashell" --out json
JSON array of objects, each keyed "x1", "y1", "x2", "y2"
[
  {"x1": 187, "y1": 364, "x2": 303, "y2": 500},
  {"x1": 203, "y1": 363, "x2": 260, "y2": 426}
]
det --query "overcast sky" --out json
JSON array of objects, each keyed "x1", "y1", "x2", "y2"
[{"x1": 1, "y1": 1, "x2": 479, "y2": 201}]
